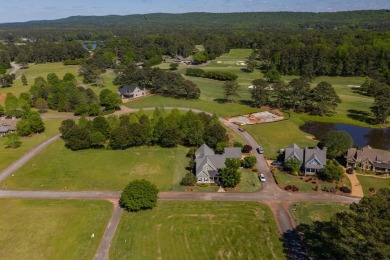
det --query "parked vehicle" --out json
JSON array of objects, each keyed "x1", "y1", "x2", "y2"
[
  {"x1": 259, "y1": 174, "x2": 266, "y2": 182},
  {"x1": 271, "y1": 161, "x2": 283, "y2": 166},
  {"x1": 346, "y1": 168, "x2": 354, "y2": 174},
  {"x1": 238, "y1": 127, "x2": 245, "y2": 132},
  {"x1": 257, "y1": 146, "x2": 264, "y2": 154}
]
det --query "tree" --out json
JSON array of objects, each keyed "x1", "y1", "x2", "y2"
[
  {"x1": 92, "y1": 116, "x2": 110, "y2": 138},
  {"x1": 220, "y1": 158, "x2": 241, "y2": 187},
  {"x1": 288, "y1": 79, "x2": 311, "y2": 112},
  {"x1": 242, "y1": 156, "x2": 257, "y2": 168},
  {"x1": 285, "y1": 158, "x2": 301, "y2": 175},
  {"x1": 16, "y1": 119, "x2": 32, "y2": 136},
  {"x1": 100, "y1": 89, "x2": 121, "y2": 110},
  {"x1": 21, "y1": 74, "x2": 28, "y2": 86},
  {"x1": 222, "y1": 81, "x2": 240, "y2": 102},
  {"x1": 204, "y1": 123, "x2": 228, "y2": 149},
  {"x1": 319, "y1": 160, "x2": 343, "y2": 181},
  {"x1": 298, "y1": 189, "x2": 390, "y2": 260},
  {"x1": 180, "y1": 110, "x2": 204, "y2": 146},
  {"x1": 159, "y1": 125, "x2": 183, "y2": 147},
  {"x1": 169, "y1": 63, "x2": 179, "y2": 70},
  {"x1": 180, "y1": 173, "x2": 197, "y2": 186},
  {"x1": 371, "y1": 85, "x2": 390, "y2": 124},
  {"x1": 27, "y1": 112, "x2": 45, "y2": 133},
  {"x1": 251, "y1": 79, "x2": 270, "y2": 107},
  {"x1": 110, "y1": 126, "x2": 130, "y2": 149},
  {"x1": 4, "y1": 93, "x2": 19, "y2": 117},
  {"x1": 4, "y1": 132, "x2": 22, "y2": 148},
  {"x1": 319, "y1": 131, "x2": 353, "y2": 158},
  {"x1": 310, "y1": 81, "x2": 341, "y2": 116},
  {"x1": 264, "y1": 68, "x2": 281, "y2": 83},
  {"x1": 63, "y1": 126, "x2": 92, "y2": 151},
  {"x1": 59, "y1": 119, "x2": 76, "y2": 137},
  {"x1": 119, "y1": 180, "x2": 159, "y2": 212},
  {"x1": 35, "y1": 98, "x2": 48, "y2": 113}
]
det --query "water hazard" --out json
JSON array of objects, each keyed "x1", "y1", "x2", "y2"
[{"x1": 300, "y1": 121, "x2": 390, "y2": 150}]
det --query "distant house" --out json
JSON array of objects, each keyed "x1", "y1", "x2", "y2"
[
  {"x1": 195, "y1": 144, "x2": 242, "y2": 183},
  {"x1": 346, "y1": 145, "x2": 390, "y2": 174},
  {"x1": 0, "y1": 118, "x2": 18, "y2": 136},
  {"x1": 164, "y1": 56, "x2": 192, "y2": 64},
  {"x1": 118, "y1": 85, "x2": 146, "y2": 99},
  {"x1": 284, "y1": 143, "x2": 327, "y2": 175}
]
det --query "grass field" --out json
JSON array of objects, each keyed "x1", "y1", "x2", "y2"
[
  {"x1": 290, "y1": 202, "x2": 350, "y2": 225},
  {"x1": 0, "y1": 199, "x2": 112, "y2": 260},
  {"x1": 3, "y1": 139, "x2": 189, "y2": 191},
  {"x1": 110, "y1": 201, "x2": 284, "y2": 259},
  {"x1": 0, "y1": 119, "x2": 62, "y2": 174},
  {"x1": 356, "y1": 175, "x2": 390, "y2": 196}
]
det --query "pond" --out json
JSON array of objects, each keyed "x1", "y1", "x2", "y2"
[{"x1": 300, "y1": 121, "x2": 390, "y2": 150}]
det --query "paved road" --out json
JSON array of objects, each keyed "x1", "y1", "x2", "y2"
[
  {"x1": 10, "y1": 62, "x2": 20, "y2": 75},
  {"x1": 0, "y1": 134, "x2": 61, "y2": 183}
]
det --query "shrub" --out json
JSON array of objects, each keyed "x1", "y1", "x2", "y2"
[
  {"x1": 233, "y1": 141, "x2": 243, "y2": 148},
  {"x1": 340, "y1": 187, "x2": 352, "y2": 193},
  {"x1": 185, "y1": 68, "x2": 205, "y2": 77},
  {"x1": 242, "y1": 156, "x2": 257, "y2": 168},
  {"x1": 242, "y1": 144, "x2": 252, "y2": 153},
  {"x1": 119, "y1": 180, "x2": 159, "y2": 212},
  {"x1": 272, "y1": 170, "x2": 282, "y2": 184},
  {"x1": 180, "y1": 173, "x2": 197, "y2": 186},
  {"x1": 369, "y1": 187, "x2": 376, "y2": 193}
]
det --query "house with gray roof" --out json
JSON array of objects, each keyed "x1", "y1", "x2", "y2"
[
  {"x1": 0, "y1": 118, "x2": 18, "y2": 136},
  {"x1": 118, "y1": 85, "x2": 146, "y2": 99},
  {"x1": 346, "y1": 145, "x2": 390, "y2": 174},
  {"x1": 284, "y1": 143, "x2": 327, "y2": 175},
  {"x1": 195, "y1": 144, "x2": 242, "y2": 183}
]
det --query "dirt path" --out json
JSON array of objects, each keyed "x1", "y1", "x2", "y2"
[
  {"x1": 10, "y1": 62, "x2": 20, "y2": 75},
  {"x1": 345, "y1": 172, "x2": 364, "y2": 198}
]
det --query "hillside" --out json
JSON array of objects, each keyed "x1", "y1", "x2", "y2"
[{"x1": 1, "y1": 10, "x2": 390, "y2": 30}]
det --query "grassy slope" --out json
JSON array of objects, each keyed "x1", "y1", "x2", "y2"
[
  {"x1": 0, "y1": 199, "x2": 112, "y2": 260},
  {"x1": 0, "y1": 119, "x2": 62, "y2": 174},
  {"x1": 110, "y1": 201, "x2": 284, "y2": 260},
  {"x1": 356, "y1": 175, "x2": 390, "y2": 196},
  {"x1": 290, "y1": 202, "x2": 350, "y2": 225},
  {"x1": 3, "y1": 139, "x2": 189, "y2": 191}
]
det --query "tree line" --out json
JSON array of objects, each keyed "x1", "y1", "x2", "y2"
[{"x1": 59, "y1": 108, "x2": 229, "y2": 151}]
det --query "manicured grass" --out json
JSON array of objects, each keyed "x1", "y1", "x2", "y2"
[
  {"x1": 110, "y1": 201, "x2": 284, "y2": 259},
  {"x1": 3, "y1": 139, "x2": 189, "y2": 191},
  {"x1": 356, "y1": 175, "x2": 390, "y2": 196},
  {"x1": 244, "y1": 117, "x2": 317, "y2": 159},
  {"x1": 273, "y1": 169, "x2": 351, "y2": 193},
  {"x1": 235, "y1": 169, "x2": 262, "y2": 192},
  {"x1": 0, "y1": 199, "x2": 112, "y2": 260},
  {"x1": 0, "y1": 118, "x2": 62, "y2": 174},
  {"x1": 290, "y1": 202, "x2": 350, "y2": 225}
]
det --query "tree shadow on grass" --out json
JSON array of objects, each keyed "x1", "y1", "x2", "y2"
[
  {"x1": 347, "y1": 109, "x2": 377, "y2": 125},
  {"x1": 282, "y1": 229, "x2": 310, "y2": 260},
  {"x1": 213, "y1": 98, "x2": 229, "y2": 104}
]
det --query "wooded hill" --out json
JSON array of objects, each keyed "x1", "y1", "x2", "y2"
[{"x1": 1, "y1": 10, "x2": 390, "y2": 30}]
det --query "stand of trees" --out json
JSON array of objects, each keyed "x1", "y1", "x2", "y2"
[
  {"x1": 186, "y1": 68, "x2": 238, "y2": 81},
  {"x1": 114, "y1": 66, "x2": 200, "y2": 99},
  {"x1": 60, "y1": 108, "x2": 228, "y2": 151}
]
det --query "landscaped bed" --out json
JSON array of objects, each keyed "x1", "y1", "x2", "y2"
[
  {"x1": 272, "y1": 168, "x2": 351, "y2": 194},
  {"x1": 0, "y1": 199, "x2": 112, "y2": 260},
  {"x1": 110, "y1": 201, "x2": 284, "y2": 259},
  {"x1": 289, "y1": 202, "x2": 350, "y2": 225}
]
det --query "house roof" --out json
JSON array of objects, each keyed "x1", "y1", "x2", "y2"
[
  {"x1": 224, "y1": 147, "x2": 242, "y2": 159},
  {"x1": 195, "y1": 144, "x2": 215, "y2": 158},
  {"x1": 0, "y1": 126, "x2": 9, "y2": 133},
  {"x1": 347, "y1": 146, "x2": 390, "y2": 164},
  {"x1": 118, "y1": 85, "x2": 141, "y2": 95},
  {"x1": 304, "y1": 147, "x2": 327, "y2": 168},
  {"x1": 285, "y1": 143, "x2": 304, "y2": 162}
]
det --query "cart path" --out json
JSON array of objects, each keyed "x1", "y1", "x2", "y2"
[
  {"x1": 0, "y1": 134, "x2": 61, "y2": 183},
  {"x1": 344, "y1": 171, "x2": 364, "y2": 197},
  {"x1": 94, "y1": 202, "x2": 123, "y2": 260}
]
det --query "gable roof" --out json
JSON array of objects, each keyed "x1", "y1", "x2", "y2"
[
  {"x1": 304, "y1": 147, "x2": 327, "y2": 169},
  {"x1": 348, "y1": 146, "x2": 390, "y2": 164},
  {"x1": 224, "y1": 147, "x2": 242, "y2": 159},
  {"x1": 285, "y1": 143, "x2": 304, "y2": 162},
  {"x1": 195, "y1": 144, "x2": 215, "y2": 158},
  {"x1": 118, "y1": 85, "x2": 141, "y2": 95}
]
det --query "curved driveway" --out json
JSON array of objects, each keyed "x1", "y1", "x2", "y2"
[{"x1": 2, "y1": 107, "x2": 362, "y2": 259}]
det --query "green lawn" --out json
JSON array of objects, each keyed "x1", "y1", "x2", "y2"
[
  {"x1": 290, "y1": 202, "x2": 350, "y2": 225},
  {"x1": 244, "y1": 117, "x2": 317, "y2": 159},
  {"x1": 235, "y1": 169, "x2": 262, "y2": 192},
  {"x1": 273, "y1": 169, "x2": 351, "y2": 193},
  {"x1": 3, "y1": 139, "x2": 189, "y2": 191},
  {"x1": 0, "y1": 118, "x2": 62, "y2": 173},
  {"x1": 0, "y1": 199, "x2": 112, "y2": 260},
  {"x1": 356, "y1": 175, "x2": 390, "y2": 196},
  {"x1": 110, "y1": 201, "x2": 284, "y2": 259}
]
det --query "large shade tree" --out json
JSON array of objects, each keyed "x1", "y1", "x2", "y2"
[{"x1": 318, "y1": 131, "x2": 353, "y2": 158}]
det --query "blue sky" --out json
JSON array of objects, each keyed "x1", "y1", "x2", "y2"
[{"x1": 0, "y1": 0, "x2": 389, "y2": 23}]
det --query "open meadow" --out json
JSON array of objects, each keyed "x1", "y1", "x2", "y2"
[
  {"x1": 289, "y1": 202, "x2": 350, "y2": 225},
  {"x1": 110, "y1": 201, "x2": 284, "y2": 260},
  {"x1": 0, "y1": 199, "x2": 112, "y2": 260},
  {"x1": 2, "y1": 139, "x2": 189, "y2": 191}
]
